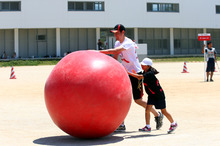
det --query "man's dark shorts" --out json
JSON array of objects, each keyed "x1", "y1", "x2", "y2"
[
  {"x1": 206, "y1": 58, "x2": 215, "y2": 72},
  {"x1": 129, "y1": 72, "x2": 143, "y2": 100}
]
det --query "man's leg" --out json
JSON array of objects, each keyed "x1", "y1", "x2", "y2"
[
  {"x1": 145, "y1": 105, "x2": 153, "y2": 125},
  {"x1": 135, "y1": 99, "x2": 159, "y2": 117},
  {"x1": 135, "y1": 98, "x2": 163, "y2": 130},
  {"x1": 139, "y1": 105, "x2": 153, "y2": 132},
  {"x1": 210, "y1": 72, "x2": 214, "y2": 81},
  {"x1": 206, "y1": 72, "x2": 209, "y2": 81}
]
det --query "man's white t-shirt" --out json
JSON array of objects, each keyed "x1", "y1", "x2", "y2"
[{"x1": 114, "y1": 37, "x2": 142, "y2": 73}]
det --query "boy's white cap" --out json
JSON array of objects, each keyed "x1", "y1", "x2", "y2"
[{"x1": 141, "y1": 58, "x2": 153, "y2": 66}]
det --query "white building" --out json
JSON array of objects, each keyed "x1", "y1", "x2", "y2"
[{"x1": 0, "y1": 0, "x2": 220, "y2": 58}]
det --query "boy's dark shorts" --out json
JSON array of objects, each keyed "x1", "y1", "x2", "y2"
[
  {"x1": 147, "y1": 95, "x2": 166, "y2": 109},
  {"x1": 129, "y1": 72, "x2": 143, "y2": 100},
  {"x1": 206, "y1": 58, "x2": 215, "y2": 72}
]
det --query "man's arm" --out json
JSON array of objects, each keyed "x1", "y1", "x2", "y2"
[
  {"x1": 202, "y1": 44, "x2": 206, "y2": 54},
  {"x1": 99, "y1": 46, "x2": 125, "y2": 55},
  {"x1": 113, "y1": 54, "x2": 119, "y2": 60},
  {"x1": 214, "y1": 53, "x2": 217, "y2": 62}
]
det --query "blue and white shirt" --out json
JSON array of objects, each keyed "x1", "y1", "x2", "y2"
[{"x1": 205, "y1": 47, "x2": 217, "y2": 61}]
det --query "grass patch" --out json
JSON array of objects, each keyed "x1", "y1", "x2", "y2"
[
  {"x1": 0, "y1": 59, "x2": 60, "y2": 67},
  {"x1": 0, "y1": 56, "x2": 205, "y2": 67},
  {"x1": 152, "y1": 56, "x2": 204, "y2": 62}
]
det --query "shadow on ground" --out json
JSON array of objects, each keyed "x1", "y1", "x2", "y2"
[
  {"x1": 33, "y1": 131, "x2": 167, "y2": 146},
  {"x1": 33, "y1": 134, "x2": 123, "y2": 146}
]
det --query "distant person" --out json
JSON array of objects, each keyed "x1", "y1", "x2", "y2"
[
  {"x1": 127, "y1": 58, "x2": 178, "y2": 134},
  {"x1": 2, "y1": 51, "x2": 7, "y2": 59},
  {"x1": 97, "y1": 39, "x2": 103, "y2": 50},
  {"x1": 12, "y1": 52, "x2": 17, "y2": 59},
  {"x1": 99, "y1": 24, "x2": 163, "y2": 131},
  {"x1": 104, "y1": 41, "x2": 108, "y2": 49},
  {"x1": 202, "y1": 42, "x2": 217, "y2": 82},
  {"x1": 64, "y1": 51, "x2": 71, "y2": 57}
]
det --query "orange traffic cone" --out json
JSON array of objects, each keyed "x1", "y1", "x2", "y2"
[
  {"x1": 10, "y1": 66, "x2": 16, "y2": 79},
  {"x1": 182, "y1": 62, "x2": 189, "y2": 73}
]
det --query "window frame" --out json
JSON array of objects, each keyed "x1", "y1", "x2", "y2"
[
  {"x1": 68, "y1": 1, "x2": 104, "y2": 11},
  {"x1": 36, "y1": 35, "x2": 47, "y2": 41},
  {"x1": 147, "y1": 3, "x2": 179, "y2": 13},
  {"x1": 0, "y1": 1, "x2": 21, "y2": 11},
  {"x1": 216, "y1": 5, "x2": 220, "y2": 14}
]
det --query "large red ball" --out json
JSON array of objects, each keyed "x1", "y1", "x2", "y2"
[{"x1": 44, "y1": 50, "x2": 132, "y2": 139}]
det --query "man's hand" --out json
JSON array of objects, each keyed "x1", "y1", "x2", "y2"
[{"x1": 132, "y1": 69, "x2": 136, "y2": 74}]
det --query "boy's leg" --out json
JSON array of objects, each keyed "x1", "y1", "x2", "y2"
[
  {"x1": 161, "y1": 108, "x2": 177, "y2": 134},
  {"x1": 161, "y1": 108, "x2": 174, "y2": 123}
]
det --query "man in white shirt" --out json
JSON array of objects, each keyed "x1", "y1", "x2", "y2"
[{"x1": 100, "y1": 24, "x2": 163, "y2": 131}]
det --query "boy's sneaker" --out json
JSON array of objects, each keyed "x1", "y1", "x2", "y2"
[
  {"x1": 210, "y1": 79, "x2": 214, "y2": 82},
  {"x1": 155, "y1": 111, "x2": 164, "y2": 130},
  {"x1": 167, "y1": 122, "x2": 178, "y2": 134},
  {"x1": 139, "y1": 126, "x2": 151, "y2": 132},
  {"x1": 115, "y1": 125, "x2": 126, "y2": 131}
]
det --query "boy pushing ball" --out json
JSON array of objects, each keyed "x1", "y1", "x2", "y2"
[{"x1": 127, "y1": 58, "x2": 177, "y2": 134}]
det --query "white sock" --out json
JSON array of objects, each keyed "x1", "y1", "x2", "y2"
[
  {"x1": 171, "y1": 121, "x2": 176, "y2": 125},
  {"x1": 155, "y1": 113, "x2": 160, "y2": 117},
  {"x1": 146, "y1": 125, "x2": 151, "y2": 128}
]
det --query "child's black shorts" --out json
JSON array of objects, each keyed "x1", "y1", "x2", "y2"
[
  {"x1": 129, "y1": 72, "x2": 143, "y2": 100},
  {"x1": 147, "y1": 95, "x2": 166, "y2": 109},
  {"x1": 206, "y1": 58, "x2": 215, "y2": 72}
]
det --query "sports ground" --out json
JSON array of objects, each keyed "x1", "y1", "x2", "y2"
[{"x1": 1, "y1": 61, "x2": 220, "y2": 146}]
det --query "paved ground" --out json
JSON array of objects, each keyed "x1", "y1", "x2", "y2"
[{"x1": 1, "y1": 61, "x2": 220, "y2": 146}]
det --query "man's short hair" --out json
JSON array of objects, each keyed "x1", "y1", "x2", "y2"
[{"x1": 207, "y1": 41, "x2": 212, "y2": 45}]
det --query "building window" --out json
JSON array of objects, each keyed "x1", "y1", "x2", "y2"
[
  {"x1": 216, "y1": 5, "x2": 220, "y2": 14},
  {"x1": 68, "y1": 1, "x2": 104, "y2": 11},
  {"x1": 147, "y1": 3, "x2": 179, "y2": 12},
  {"x1": 75, "y1": 2, "x2": 83, "y2": 10},
  {"x1": 138, "y1": 28, "x2": 170, "y2": 55},
  {"x1": 37, "y1": 35, "x2": 46, "y2": 41},
  {"x1": 174, "y1": 39, "x2": 181, "y2": 48},
  {"x1": 0, "y1": 1, "x2": 21, "y2": 11},
  {"x1": 94, "y1": 2, "x2": 103, "y2": 11}
]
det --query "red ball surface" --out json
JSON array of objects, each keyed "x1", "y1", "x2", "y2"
[{"x1": 44, "y1": 50, "x2": 132, "y2": 139}]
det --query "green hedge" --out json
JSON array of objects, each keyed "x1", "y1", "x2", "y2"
[{"x1": 0, "y1": 57, "x2": 205, "y2": 67}]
